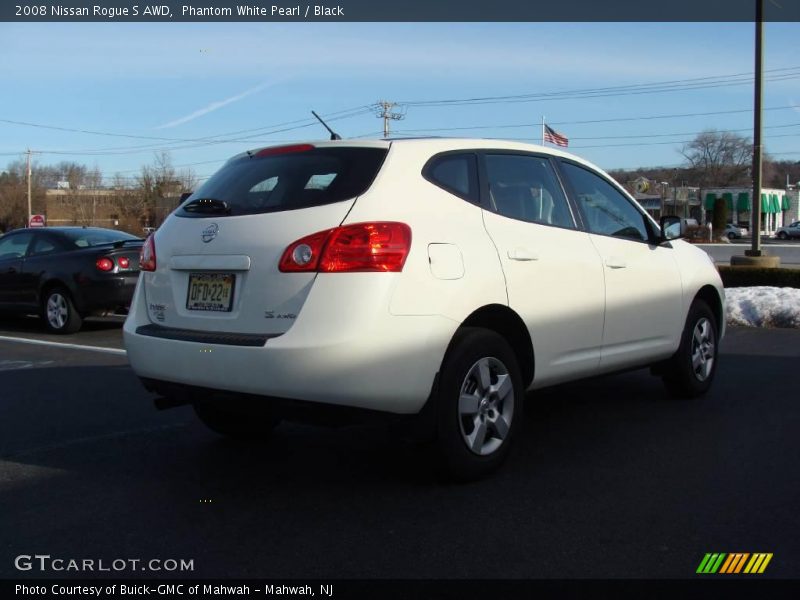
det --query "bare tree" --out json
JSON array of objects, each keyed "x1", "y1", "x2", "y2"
[
  {"x1": 135, "y1": 152, "x2": 197, "y2": 227},
  {"x1": 680, "y1": 130, "x2": 753, "y2": 188}
]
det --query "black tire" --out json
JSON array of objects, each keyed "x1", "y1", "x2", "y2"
[
  {"x1": 435, "y1": 327, "x2": 523, "y2": 481},
  {"x1": 661, "y1": 300, "x2": 718, "y2": 398},
  {"x1": 777, "y1": 231, "x2": 788, "y2": 240},
  {"x1": 41, "y1": 287, "x2": 83, "y2": 334},
  {"x1": 727, "y1": 232, "x2": 736, "y2": 240},
  {"x1": 193, "y1": 401, "x2": 280, "y2": 440}
]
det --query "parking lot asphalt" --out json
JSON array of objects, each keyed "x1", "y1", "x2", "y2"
[{"x1": 0, "y1": 322, "x2": 798, "y2": 579}]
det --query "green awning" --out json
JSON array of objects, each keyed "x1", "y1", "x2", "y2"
[
  {"x1": 737, "y1": 192, "x2": 750, "y2": 211},
  {"x1": 782, "y1": 195, "x2": 791, "y2": 211},
  {"x1": 722, "y1": 192, "x2": 734, "y2": 212},
  {"x1": 704, "y1": 193, "x2": 717, "y2": 210},
  {"x1": 771, "y1": 194, "x2": 780, "y2": 213},
  {"x1": 760, "y1": 193, "x2": 769, "y2": 213}
]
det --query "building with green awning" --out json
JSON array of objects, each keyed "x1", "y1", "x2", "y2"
[{"x1": 702, "y1": 187, "x2": 793, "y2": 236}]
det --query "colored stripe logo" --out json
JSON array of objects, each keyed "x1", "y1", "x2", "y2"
[{"x1": 697, "y1": 553, "x2": 773, "y2": 574}]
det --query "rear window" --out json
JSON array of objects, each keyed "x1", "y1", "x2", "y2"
[
  {"x1": 177, "y1": 146, "x2": 388, "y2": 217},
  {"x1": 61, "y1": 229, "x2": 139, "y2": 248}
]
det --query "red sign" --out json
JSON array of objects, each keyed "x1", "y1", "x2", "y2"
[{"x1": 28, "y1": 214, "x2": 46, "y2": 228}]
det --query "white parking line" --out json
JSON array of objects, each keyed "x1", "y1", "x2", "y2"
[{"x1": 0, "y1": 335, "x2": 127, "y2": 356}]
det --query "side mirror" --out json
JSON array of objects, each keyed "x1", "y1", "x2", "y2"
[{"x1": 660, "y1": 215, "x2": 684, "y2": 242}]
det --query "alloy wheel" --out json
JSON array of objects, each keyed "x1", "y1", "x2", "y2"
[
  {"x1": 457, "y1": 357, "x2": 515, "y2": 456},
  {"x1": 46, "y1": 293, "x2": 68, "y2": 330},
  {"x1": 691, "y1": 317, "x2": 715, "y2": 382}
]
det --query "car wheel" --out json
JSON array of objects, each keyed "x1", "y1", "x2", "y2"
[
  {"x1": 727, "y1": 232, "x2": 736, "y2": 240},
  {"x1": 435, "y1": 327, "x2": 523, "y2": 481},
  {"x1": 42, "y1": 287, "x2": 83, "y2": 334},
  {"x1": 661, "y1": 300, "x2": 718, "y2": 399},
  {"x1": 193, "y1": 401, "x2": 281, "y2": 440},
  {"x1": 777, "y1": 231, "x2": 788, "y2": 240}
]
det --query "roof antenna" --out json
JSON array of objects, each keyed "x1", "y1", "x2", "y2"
[{"x1": 311, "y1": 111, "x2": 341, "y2": 140}]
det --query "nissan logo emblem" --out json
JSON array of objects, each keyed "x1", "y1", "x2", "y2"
[{"x1": 201, "y1": 223, "x2": 219, "y2": 243}]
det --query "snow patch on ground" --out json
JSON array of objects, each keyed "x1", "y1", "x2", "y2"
[{"x1": 726, "y1": 287, "x2": 800, "y2": 328}]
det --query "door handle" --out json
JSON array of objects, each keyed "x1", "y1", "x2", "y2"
[
  {"x1": 507, "y1": 248, "x2": 539, "y2": 261},
  {"x1": 604, "y1": 256, "x2": 627, "y2": 269}
]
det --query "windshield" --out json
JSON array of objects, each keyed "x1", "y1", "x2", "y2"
[{"x1": 177, "y1": 146, "x2": 388, "y2": 218}]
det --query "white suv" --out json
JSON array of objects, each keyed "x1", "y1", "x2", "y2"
[{"x1": 124, "y1": 139, "x2": 725, "y2": 479}]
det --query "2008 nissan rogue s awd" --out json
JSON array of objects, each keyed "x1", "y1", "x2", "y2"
[{"x1": 124, "y1": 138, "x2": 724, "y2": 480}]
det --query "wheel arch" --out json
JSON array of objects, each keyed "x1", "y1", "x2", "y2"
[
  {"x1": 39, "y1": 278, "x2": 80, "y2": 311},
  {"x1": 454, "y1": 304, "x2": 535, "y2": 388},
  {"x1": 693, "y1": 285, "x2": 724, "y2": 332}
]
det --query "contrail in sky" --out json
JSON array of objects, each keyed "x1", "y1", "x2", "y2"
[{"x1": 155, "y1": 81, "x2": 278, "y2": 129}]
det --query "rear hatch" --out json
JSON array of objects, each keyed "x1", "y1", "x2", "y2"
[{"x1": 142, "y1": 143, "x2": 389, "y2": 334}]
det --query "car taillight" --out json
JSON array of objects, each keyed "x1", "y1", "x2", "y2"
[
  {"x1": 279, "y1": 222, "x2": 412, "y2": 273},
  {"x1": 255, "y1": 144, "x2": 315, "y2": 158},
  {"x1": 140, "y1": 235, "x2": 156, "y2": 272},
  {"x1": 95, "y1": 257, "x2": 114, "y2": 272},
  {"x1": 118, "y1": 257, "x2": 130, "y2": 269}
]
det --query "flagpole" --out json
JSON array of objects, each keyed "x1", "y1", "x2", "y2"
[{"x1": 541, "y1": 116, "x2": 545, "y2": 145}]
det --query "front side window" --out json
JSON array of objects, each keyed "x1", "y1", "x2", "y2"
[
  {"x1": 484, "y1": 154, "x2": 574, "y2": 229},
  {"x1": 560, "y1": 162, "x2": 650, "y2": 242},
  {"x1": 0, "y1": 232, "x2": 34, "y2": 260}
]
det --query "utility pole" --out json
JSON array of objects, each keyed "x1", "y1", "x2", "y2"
[
  {"x1": 734, "y1": 0, "x2": 778, "y2": 267},
  {"x1": 747, "y1": 0, "x2": 764, "y2": 258},
  {"x1": 26, "y1": 148, "x2": 32, "y2": 226},
  {"x1": 375, "y1": 100, "x2": 405, "y2": 138}
]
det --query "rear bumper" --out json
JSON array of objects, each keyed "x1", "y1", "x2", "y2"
[
  {"x1": 123, "y1": 277, "x2": 459, "y2": 414},
  {"x1": 75, "y1": 273, "x2": 139, "y2": 313}
]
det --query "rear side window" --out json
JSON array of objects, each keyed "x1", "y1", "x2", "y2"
[
  {"x1": 178, "y1": 147, "x2": 388, "y2": 217},
  {"x1": 485, "y1": 154, "x2": 575, "y2": 229},
  {"x1": 423, "y1": 153, "x2": 479, "y2": 203}
]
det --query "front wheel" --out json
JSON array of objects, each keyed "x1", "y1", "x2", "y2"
[
  {"x1": 661, "y1": 300, "x2": 718, "y2": 398},
  {"x1": 435, "y1": 327, "x2": 523, "y2": 481},
  {"x1": 777, "y1": 231, "x2": 788, "y2": 240},
  {"x1": 727, "y1": 232, "x2": 736, "y2": 240},
  {"x1": 42, "y1": 287, "x2": 83, "y2": 334}
]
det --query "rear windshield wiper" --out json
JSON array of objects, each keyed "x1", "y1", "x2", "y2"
[{"x1": 183, "y1": 198, "x2": 232, "y2": 214}]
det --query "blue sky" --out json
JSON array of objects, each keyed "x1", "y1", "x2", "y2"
[{"x1": 0, "y1": 22, "x2": 798, "y2": 185}]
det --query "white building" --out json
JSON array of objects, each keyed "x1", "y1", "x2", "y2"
[{"x1": 702, "y1": 187, "x2": 793, "y2": 235}]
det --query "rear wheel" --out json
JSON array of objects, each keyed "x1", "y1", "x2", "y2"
[
  {"x1": 435, "y1": 327, "x2": 523, "y2": 481},
  {"x1": 193, "y1": 402, "x2": 281, "y2": 440},
  {"x1": 42, "y1": 287, "x2": 83, "y2": 334},
  {"x1": 661, "y1": 300, "x2": 718, "y2": 398},
  {"x1": 777, "y1": 231, "x2": 788, "y2": 240},
  {"x1": 727, "y1": 232, "x2": 736, "y2": 240}
]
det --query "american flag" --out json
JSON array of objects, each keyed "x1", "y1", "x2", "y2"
[{"x1": 544, "y1": 124, "x2": 569, "y2": 147}]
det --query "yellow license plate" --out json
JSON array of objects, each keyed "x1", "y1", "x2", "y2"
[{"x1": 186, "y1": 273, "x2": 235, "y2": 312}]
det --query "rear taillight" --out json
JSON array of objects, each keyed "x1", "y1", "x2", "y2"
[
  {"x1": 279, "y1": 222, "x2": 412, "y2": 273},
  {"x1": 118, "y1": 257, "x2": 130, "y2": 269},
  {"x1": 140, "y1": 235, "x2": 156, "y2": 272},
  {"x1": 95, "y1": 257, "x2": 114, "y2": 272}
]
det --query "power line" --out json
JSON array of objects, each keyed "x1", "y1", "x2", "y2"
[
  {"x1": 0, "y1": 106, "x2": 373, "y2": 156},
  {"x1": 392, "y1": 105, "x2": 799, "y2": 134},
  {"x1": 399, "y1": 66, "x2": 800, "y2": 107}
]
